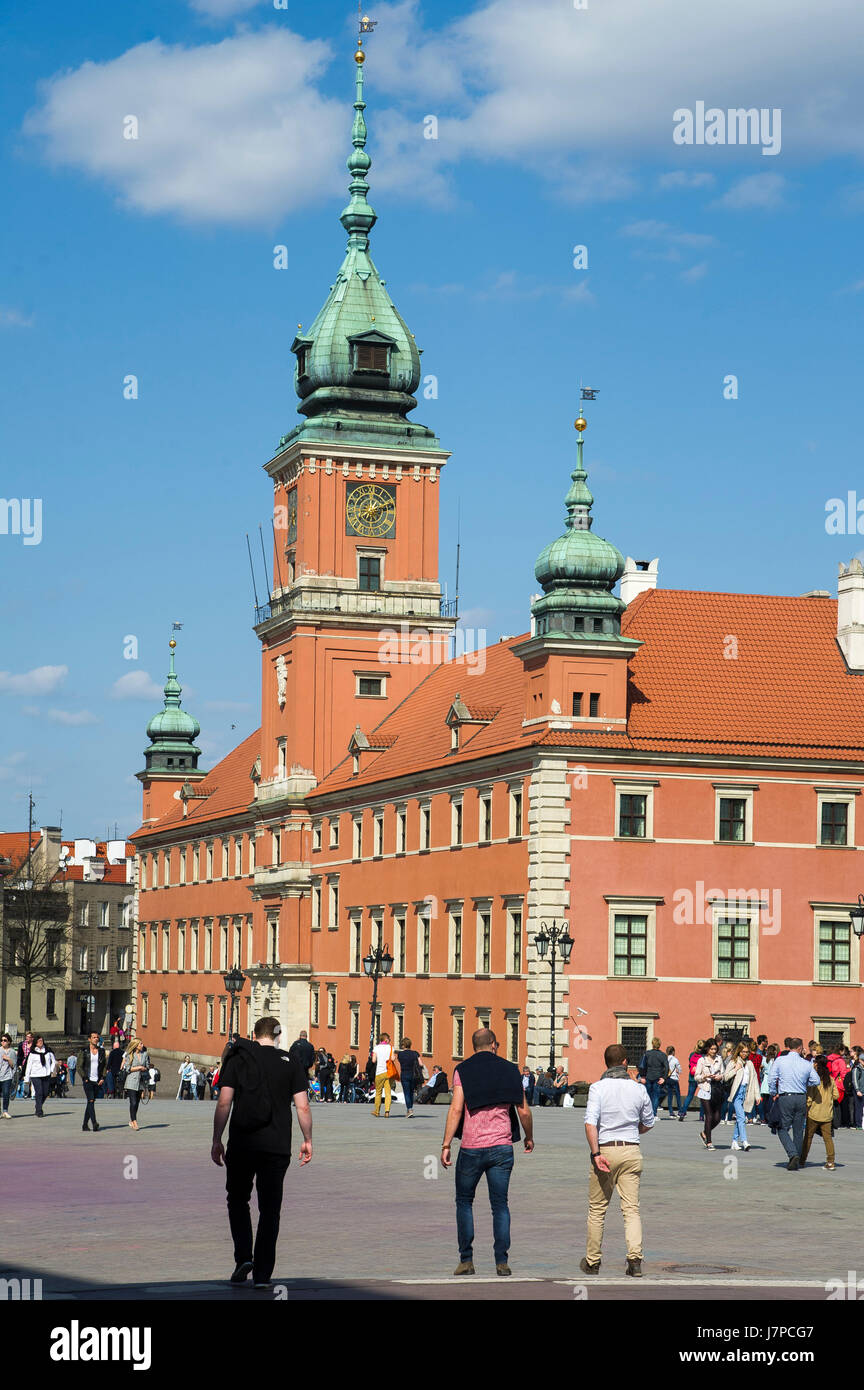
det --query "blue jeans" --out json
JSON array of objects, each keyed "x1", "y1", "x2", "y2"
[
  {"x1": 1, "y1": 1079, "x2": 12, "y2": 1112},
  {"x1": 678, "y1": 1077, "x2": 699, "y2": 1116},
  {"x1": 67, "y1": 1068, "x2": 76, "y2": 1087},
  {"x1": 455, "y1": 1145, "x2": 514, "y2": 1265},
  {"x1": 732, "y1": 1084, "x2": 747, "y2": 1143},
  {"x1": 663, "y1": 1080, "x2": 681, "y2": 1113},
  {"x1": 645, "y1": 1080, "x2": 661, "y2": 1114},
  {"x1": 402, "y1": 1078, "x2": 415, "y2": 1112},
  {"x1": 775, "y1": 1093, "x2": 807, "y2": 1159}
]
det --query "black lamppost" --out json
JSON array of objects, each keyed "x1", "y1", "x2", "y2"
[
  {"x1": 363, "y1": 942, "x2": 393, "y2": 1061},
  {"x1": 223, "y1": 966, "x2": 246, "y2": 1041},
  {"x1": 78, "y1": 969, "x2": 106, "y2": 1035},
  {"x1": 533, "y1": 920, "x2": 574, "y2": 1071},
  {"x1": 849, "y1": 897, "x2": 864, "y2": 940}
]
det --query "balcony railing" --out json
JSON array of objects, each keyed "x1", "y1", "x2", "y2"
[{"x1": 255, "y1": 591, "x2": 458, "y2": 624}]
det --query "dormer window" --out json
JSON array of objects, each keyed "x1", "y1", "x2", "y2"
[
  {"x1": 354, "y1": 342, "x2": 390, "y2": 372},
  {"x1": 297, "y1": 347, "x2": 309, "y2": 378}
]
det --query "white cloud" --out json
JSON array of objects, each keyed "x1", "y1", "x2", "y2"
[
  {"x1": 189, "y1": 0, "x2": 263, "y2": 18},
  {"x1": 21, "y1": 0, "x2": 864, "y2": 225},
  {"x1": 712, "y1": 173, "x2": 787, "y2": 209},
  {"x1": 658, "y1": 171, "x2": 716, "y2": 190},
  {"x1": 110, "y1": 671, "x2": 164, "y2": 700},
  {"x1": 0, "y1": 665, "x2": 68, "y2": 696},
  {"x1": 22, "y1": 706, "x2": 100, "y2": 726},
  {"x1": 23, "y1": 32, "x2": 346, "y2": 225},
  {"x1": 0, "y1": 307, "x2": 34, "y2": 327},
  {"x1": 681, "y1": 261, "x2": 709, "y2": 282}
]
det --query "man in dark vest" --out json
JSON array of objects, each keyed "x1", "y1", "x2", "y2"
[
  {"x1": 287, "y1": 1030, "x2": 315, "y2": 1076},
  {"x1": 441, "y1": 1028, "x2": 534, "y2": 1277}
]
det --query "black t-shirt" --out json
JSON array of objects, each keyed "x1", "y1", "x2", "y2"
[
  {"x1": 220, "y1": 1045, "x2": 309, "y2": 1156},
  {"x1": 107, "y1": 1050, "x2": 124, "y2": 1075},
  {"x1": 288, "y1": 1038, "x2": 315, "y2": 1071},
  {"x1": 396, "y1": 1049, "x2": 420, "y2": 1080}
]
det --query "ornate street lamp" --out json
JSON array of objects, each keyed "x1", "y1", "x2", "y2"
[
  {"x1": 850, "y1": 895, "x2": 864, "y2": 939},
  {"x1": 223, "y1": 965, "x2": 246, "y2": 1041},
  {"x1": 363, "y1": 942, "x2": 394, "y2": 1062},
  {"x1": 533, "y1": 920, "x2": 574, "y2": 1072}
]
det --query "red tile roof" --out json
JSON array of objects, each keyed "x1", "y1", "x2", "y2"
[
  {"x1": 61, "y1": 864, "x2": 131, "y2": 884},
  {"x1": 0, "y1": 832, "x2": 40, "y2": 869},
  {"x1": 131, "y1": 730, "x2": 261, "y2": 841}
]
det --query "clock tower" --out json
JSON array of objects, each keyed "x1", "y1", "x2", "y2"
[{"x1": 255, "y1": 32, "x2": 457, "y2": 798}]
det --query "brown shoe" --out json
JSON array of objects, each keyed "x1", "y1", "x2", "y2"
[
  {"x1": 626, "y1": 1257, "x2": 643, "y2": 1277},
  {"x1": 496, "y1": 1263, "x2": 511, "y2": 1277},
  {"x1": 453, "y1": 1261, "x2": 475, "y2": 1276},
  {"x1": 579, "y1": 1257, "x2": 600, "y2": 1276}
]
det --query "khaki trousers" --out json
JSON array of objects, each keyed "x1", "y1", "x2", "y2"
[
  {"x1": 800, "y1": 1117, "x2": 834, "y2": 1165},
  {"x1": 374, "y1": 1073, "x2": 391, "y2": 1114},
  {"x1": 586, "y1": 1146, "x2": 643, "y2": 1264}
]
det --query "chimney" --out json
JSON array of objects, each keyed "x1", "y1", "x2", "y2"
[
  {"x1": 620, "y1": 557, "x2": 659, "y2": 606},
  {"x1": 39, "y1": 826, "x2": 62, "y2": 873},
  {"x1": 837, "y1": 559, "x2": 864, "y2": 670}
]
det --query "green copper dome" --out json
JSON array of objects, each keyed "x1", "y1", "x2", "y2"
[
  {"x1": 277, "y1": 44, "x2": 437, "y2": 454},
  {"x1": 532, "y1": 423, "x2": 625, "y2": 638},
  {"x1": 142, "y1": 643, "x2": 202, "y2": 773}
]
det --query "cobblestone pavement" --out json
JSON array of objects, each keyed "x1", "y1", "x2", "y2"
[{"x1": 3, "y1": 1093, "x2": 861, "y2": 1300}]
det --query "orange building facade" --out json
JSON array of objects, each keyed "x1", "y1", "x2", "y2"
[{"x1": 131, "y1": 46, "x2": 864, "y2": 1070}]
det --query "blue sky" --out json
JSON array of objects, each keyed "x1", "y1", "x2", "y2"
[{"x1": 1, "y1": 0, "x2": 863, "y2": 835}]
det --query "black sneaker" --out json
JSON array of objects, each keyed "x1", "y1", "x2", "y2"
[
  {"x1": 787, "y1": 1156, "x2": 800, "y2": 1171},
  {"x1": 92, "y1": 1124, "x2": 100, "y2": 1132},
  {"x1": 579, "y1": 1257, "x2": 600, "y2": 1276},
  {"x1": 230, "y1": 1261, "x2": 253, "y2": 1284},
  {"x1": 626, "y1": 1258, "x2": 643, "y2": 1277}
]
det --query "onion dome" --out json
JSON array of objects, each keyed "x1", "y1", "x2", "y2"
[
  {"x1": 142, "y1": 640, "x2": 202, "y2": 774},
  {"x1": 532, "y1": 417, "x2": 625, "y2": 639},
  {"x1": 277, "y1": 34, "x2": 437, "y2": 454}
]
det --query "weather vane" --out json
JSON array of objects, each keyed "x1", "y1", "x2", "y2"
[{"x1": 358, "y1": 3, "x2": 377, "y2": 35}]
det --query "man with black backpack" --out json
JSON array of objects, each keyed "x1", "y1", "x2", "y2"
[{"x1": 211, "y1": 1017, "x2": 312, "y2": 1288}]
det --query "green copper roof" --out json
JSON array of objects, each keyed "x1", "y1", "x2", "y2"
[
  {"x1": 143, "y1": 643, "x2": 202, "y2": 773},
  {"x1": 532, "y1": 426, "x2": 625, "y2": 638},
  {"x1": 277, "y1": 47, "x2": 438, "y2": 454}
]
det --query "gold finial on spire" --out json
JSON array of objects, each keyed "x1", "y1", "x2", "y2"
[{"x1": 574, "y1": 414, "x2": 587, "y2": 433}]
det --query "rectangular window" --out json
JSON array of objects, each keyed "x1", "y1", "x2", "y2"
[
  {"x1": 117, "y1": 946, "x2": 129, "y2": 972},
  {"x1": 507, "y1": 1016, "x2": 519, "y2": 1063},
  {"x1": 328, "y1": 879, "x2": 339, "y2": 930},
  {"x1": 311, "y1": 986, "x2": 320, "y2": 1027},
  {"x1": 453, "y1": 1014, "x2": 464, "y2": 1059},
  {"x1": 480, "y1": 794, "x2": 492, "y2": 843},
  {"x1": 161, "y1": 927, "x2": 169, "y2": 971},
  {"x1": 190, "y1": 922, "x2": 199, "y2": 972},
  {"x1": 353, "y1": 818, "x2": 362, "y2": 860},
  {"x1": 329, "y1": 818, "x2": 340, "y2": 849},
  {"x1": 478, "y1": 911, "x2": 491, "y2": 974},
  {"x1": 78, "y1": 902, "x2": 89, "y2": 927},
  {"x1": 420, "y1": 804, "x2": 431, "y2": 851},
  {"x1": 820, "y1": 802, "x2": 849, "y2": 846},
  {"x1": 312, "y1": 882, "x2": 322, "y2": 930},
  {"x1": 181, "y1": 996, "x2": 189, "y2": 1030},
  {"x1": 718, "y1": 797, "x2": 747, "y2": 842},
  {"x1": 449, "y1": 912, "x2": 463, "y2": 974},
  {"x1": 394, "y1": 1010, "x2": 405, "y2": 1047},
  {"x1": 100, "y1": 901, "x2": 109, "y2": 928},
  {"x1": 161, "y1": 995, "x2": 168, "y2": 1029},
  {"x1": 817, "y1": 1028, "x2": 846, "y2": 1053},
  {"x1": 419, "y1": 916, "x2": 431, "y2": 973},
  {"x1": 396, "y1": 807, "x2": 407, "y2": 853},
  {"x1": 350, "y1": 1005, "x2": 360, "y2": 1048},
  {"x1": 356, "y1": 342, "x2": 389, "y2": 371},
  {"x1": 613, "y1": 914, "x2": 647, "y2": 977},
  {"x1": 149, "y1": 930, "x2": 157, "y2": 971},
  {"x1": 249, "y1": 838, "x2": 256, "y2": 873},
  {"x1": 178, "y1": 926, "x2": 186, "y2": 970},
  {"x1": 717, "y1": 917, "x2": 751, "y2": 979},
  {"x1": 179, "y1": 849, "x2": 187, "y2": 885},
  {"x1": 328, "y1": 986, "x2": 337, "y2": 1028},
  {"x1": 235, "y1": 839, "x2": 242, "y2": 876},
  {"x1": 509, "y1": 909, "x2": 523, "y2": 974},
  {"x1": 572, "y1": 691, "x2": 583, "y2": 717},
  {"x1": 620, "y1": 1026, "x2": 648, "y2": 1067},
  {"x1": 423, "y1": 1012, "x2": 434, "y2": 1056},
  {"x1": 207, "y1": 998, "x2": 214, "y2": 1032},
  {"x1": 206, "y1": 844, "x2": 213, "y2": 879},
  {"x1": 205, "y1": 924, "x2": 213, "y2": 971},
  {"x1": 234, "y1": 919, "x2": 243, "y2": 969},
  {"x1": 138, "y1": 931, "x2": 145, "y2": 970},
  {"x1": 220, "y1": 921, "x2": 229, "y2": 970},
  {"x1": 191, "y1": 997, "x2": 199, "y2": 1031},
  {"x1": 451, "y1": 800, "x2": 463, "y2": 847},
  {"x1": 350, "y1": 916, "x2": 362, "y2": 974},
  {"x1": 374, "y1": 814, "x2": 383, "y2": 857},
  {"x1": 269, "y1": 916, "x2": 279, "y2": 964},
  {"x1": 358, "y1": 556, "x2": 381, "y2": 591},
  {"x1": 589, "y1": 693, "x2": 600, "y2": 717},
  {"x1": 222, "y1": 841, "x2": 230, "y2": 878},
  {"x1": 618, "y1": 793, "x2": 647, "y2": 838},
  {"x1": 510, "y1": 788, "x2": 523, "y2": 838},
  {"x1": 272, "y1": 829, "x2": 281, "y2": 865},
  {"x1": 818, "y1": 920, "x2": 852, "y2": 983},
  {"x1": 358, "y1": 676, "x2": 383, "y2": 696},
  {"x1": 394, "y1": 915, "x2": 406, "y2": 973},
  {"x1": 220, "y1": 998, "x2": 228, "y2": 1034},
  {"x1": 46, "y1": 988, "x2": 56, "y2": 1017},
  {"x1": 142, "y1": 993, "x2": 149, "y2": 1028}
]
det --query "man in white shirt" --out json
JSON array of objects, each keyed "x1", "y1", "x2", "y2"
[
  {"x1": 582, "y1": 1043, "x2": 655, "y2": 1278},
  {"x1": 372, "y1": 1033, "x2": 394, "y2": 1117}
]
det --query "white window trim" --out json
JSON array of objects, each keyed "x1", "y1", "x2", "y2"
[
  {"x1": 607, "y1": 901, "x2": 657, "y2": 980},
  {"x1": 328, "y1": 876, "x2": 340, "y2": 931},
  {"x1": 816, "y1": 791, "x2": 856, "y2": 848},
  {"x1": 417, "y1": 913, "x2": 431, "y2": 974},
  {"x1": 327, "y1": 984, "x2": 337, "y2": 1028},
  {"x1": 349, "y1": 913, "x2": 362, "y2": 973},
  {"x1": 353, "y1": 817, "x2": 363, "y2": 860},
  {"x1": 451, "y1": 796, "x2": 463, "y2": 848},
  {"x1": 711, "y1": 903, "x2": 759, "y2": 982},
  {"x1": 714, "y1": 788, "x2": 754, "y2": 844},
  {"x1": 475, "y1": 902, "x2": 493, "y2": 975},
  {"x1": 616, "y1": 1015, "x2": 654, "y2": 1056},
  {"x1": 393, "y1": 912, "x2": 407, "y2": 973},
  {"x1": 479, "y1": 789, "x2": 493, "y2": 843},
  {"x1": 448, "y1": 907, "x2": 463, "y2": 975},
  {"x1": 508, "y1": 783, "x2": 524, "y2": 838},
  {"x1": 812, "y1": 1018, "x2": 853, "y2": 1048},
  {"x1": 422, "y1": 1009, "x2": 434, "y2": 1056},
  {"x1": 506, "y1": 904, "x2": 524, "y2": 976},
  {"x1": 419, "y1": 800, "x2": 431, "y2": 851},
  {"x1": 329, "y1": 817, "x2": 340, "y2": 849},
  {"x1": 310, "y1": 985, "x2": 320, "y2": 1027},
  {"x1": 615, "y1": 783, "x2": 655, "y2": 840},
  {"x1": 373, "y1": 813, "x2": 384, "y2": 858},
  {"x1": 395, "y1": 804, "x2": 407, "y2": 854},
  {"x1": 311, "y1": 878, "x2": 322, "y2": 931},
  {"x1": 312, "y1": 820, "x2": 323, "y2": 852},
  {"x1": 812, "y1": 910, "x2": 860, "y2": 986},
  {"x1": 355, "y1": 671, "x2": 388, "y2": 698}
]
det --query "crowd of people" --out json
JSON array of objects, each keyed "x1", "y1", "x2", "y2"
[{"x1": 282, "y1": 1032, "x2": 451, "y2": 1108}]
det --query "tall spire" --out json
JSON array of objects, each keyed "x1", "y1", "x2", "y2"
[
  {"x1": 141, "y1": 637, "x2": 202, "y2": 774},
  {"x1": 340, "y1": 26, "x2": 377, "y2": 250}
]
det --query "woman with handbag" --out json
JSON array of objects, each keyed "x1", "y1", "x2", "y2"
[
  {"x1": 396, "y1": 1036, "x2": 422, "y2": 1117},
  {"x1": 694, "y1": 1041, "x2": 724, "y2": 1149},
  {"x1": 725, "y1": 1041, "x2": 759, "y2": 1152},
  {"x1": 123, "y1": 1039, "x2": 150, "y2": 1130},
  {"x1": 372, "y1": 1031, "x2": 397, "y2": 1117},
  {"x1": 800, "y1": 1056, "x2": 840, "y2": 1169}
]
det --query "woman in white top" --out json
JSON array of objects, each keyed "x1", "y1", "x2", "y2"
[
  {"x1": 724, "y1": 1042, "x2": 760, "y2": 1151},
  {"x1": 177, "y1": 1055, "x2": 195, "y2": 1101},
  {"x1": 23, "y1": 1035, "x2": 56, "y2": 1118},
  {"x1": 372, "y1": 1032, "x2": 394, "y2": 1117},
  {"x1": 694, "y1": 1041, "x2": 724, "y2": 1149}
]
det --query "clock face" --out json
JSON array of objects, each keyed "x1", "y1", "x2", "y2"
[{"x1": 345, "y1": 482, "x2": 396, "y2": 539}]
